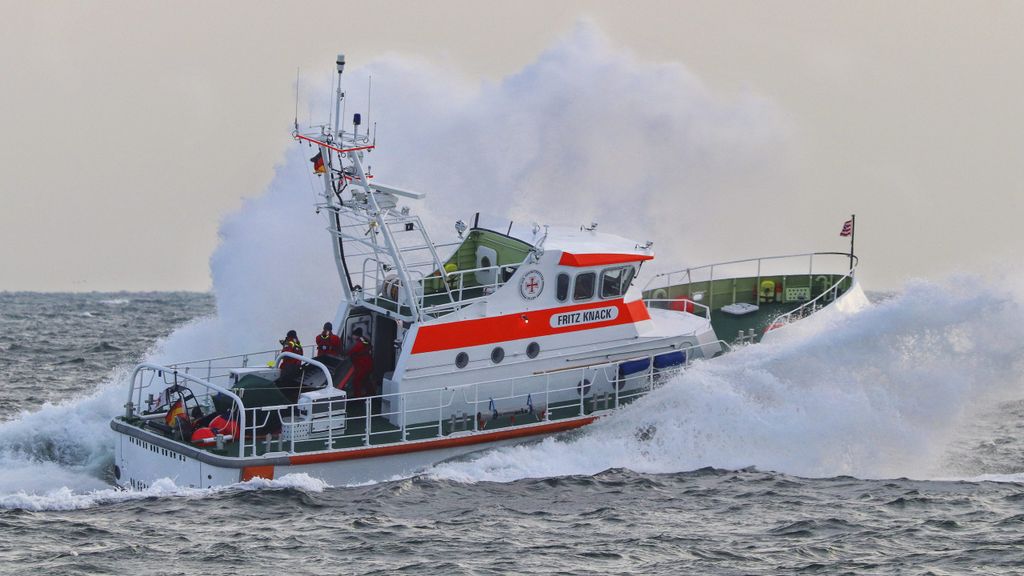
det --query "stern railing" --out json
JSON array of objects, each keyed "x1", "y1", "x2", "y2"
[
  {"x1": 644, "y1": 251, "x2": 857, "y2": 313},
  {"x1": 767, "y1": 255, "x2": 859, "y2": 329}
]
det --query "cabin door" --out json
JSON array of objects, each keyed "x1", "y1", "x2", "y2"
[
  {"x1": 372, "y1": 316, "x2": 398, "y2": 384},
  {"x1": 344, "y1": 313, "x2": 372, "y2": 349}
]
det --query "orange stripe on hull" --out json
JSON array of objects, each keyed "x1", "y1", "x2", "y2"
[
  {"x1": 558, "y1": 252, "x2": 654, "y2": 267},
  {"x1": 410, "y1": 298, "x2": 651, "y2": 354},
  {"x1": 288, "y1": 416, "x2": 598, "y2": 466},
  {"x1": 241, "y1": 465, "x2": 275, "y2": 481}
]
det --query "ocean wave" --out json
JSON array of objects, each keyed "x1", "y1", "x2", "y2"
[
  {"x1": 430, "y1": 277, "x2": 1024, "y2": 483},
  {"x1": 0, "y1": 473, "x2": 330, "y2": 512},
  {"x1": 99, "y1": 299, "x2": 130, "y2": 306}
]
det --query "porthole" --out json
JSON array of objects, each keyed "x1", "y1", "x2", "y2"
[
  {"x1": 455, "y1": 352, "x2": 469, "y2": 369},
  {"x1": 526, "y1": 342, "x2": 540, "y2": 359},
  {"x1": 491, "y1": 347, "x2": 505, "y2": 364}
]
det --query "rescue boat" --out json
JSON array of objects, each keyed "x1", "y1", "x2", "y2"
[{"x1": 110, "y1": 54, "x2": 865, "y2": 489}]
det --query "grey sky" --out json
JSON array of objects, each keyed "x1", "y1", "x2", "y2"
[{"x1": 1, "y1": 1, "x2": 1021, "y2": 292}]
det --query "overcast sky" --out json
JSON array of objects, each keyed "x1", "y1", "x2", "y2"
[{"x1": 1, "y1": 1, "x2": 1021, "y2": 292}]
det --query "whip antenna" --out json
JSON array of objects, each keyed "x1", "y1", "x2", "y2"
[{"x1": 294, "y1": 67, "x2": 300, "y2": 133}]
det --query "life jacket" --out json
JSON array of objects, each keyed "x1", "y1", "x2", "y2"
[
  {"x1": 281, "y1": 339, "x2": 303, "y2": 367},
  {"x1": 316, "y1": 331, "x2": 342, "y2": 356}
]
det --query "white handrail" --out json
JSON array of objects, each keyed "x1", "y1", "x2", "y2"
[
  {"x1": 124, "y1": 339, "x2": 730, "y2": 458},
  {"x1": 641, "y1": 298, "x2": 711, "y2": 320},
  {"x1": 274, "y1": 352, "x2": 335, "y2": 391},
  {"x1": 770, "y1": 259, "x2": 858, "y2": 328},
  {"x1": 645, "y1": 251, "x2": 856, "y2": 292},
  {"x1": 127, "y1": 363, "x2": 248, "y2": 458}
]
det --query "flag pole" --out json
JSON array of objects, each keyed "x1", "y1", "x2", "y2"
[{"x1": 849, "y1": 213, "x2": 856, "y2": 272}]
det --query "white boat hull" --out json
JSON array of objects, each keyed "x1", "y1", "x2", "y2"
[{"x1": 113, "y1": 413, "x2": 599, "y2": 489}]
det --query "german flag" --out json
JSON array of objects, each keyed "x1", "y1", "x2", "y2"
[
  {"x1": 165, "y1": 400, "x2": 187, "y2": 427},
  {"x1": 310, "y1": 151, "x2": 326, "y2": 174}
]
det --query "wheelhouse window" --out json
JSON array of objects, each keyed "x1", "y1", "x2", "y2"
[
  {"x1": 600, "y1": 266, "x2": 635, "y2": 299},
  {"x1": 556, "y1": 273, "x2": 570, "y2": 302},
  {"x1": 573, "y1": 272, "x2": 596, "y2": 301}
]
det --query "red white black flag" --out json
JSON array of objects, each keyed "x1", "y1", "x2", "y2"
[{"x1": 839, "y1": 219, "x2": 853, "y2": 237}]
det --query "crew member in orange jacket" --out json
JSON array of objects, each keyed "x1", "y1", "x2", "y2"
[
  {"x1": 315, "y1": 322, "x2": 343, "y2": 357},
  {"x1": 347, "y1": 327, "x2": 374, "y2": 397}
]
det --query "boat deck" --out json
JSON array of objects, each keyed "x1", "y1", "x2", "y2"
[
  {"x1": 128, "y1": 388, "x2": 649, "y2": 459},
  {"x1": 710, "y1": 301, "x2": 796, "y2": 344}
]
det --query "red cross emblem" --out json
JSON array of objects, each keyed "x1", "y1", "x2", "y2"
[{"x1": 520, "y1": 271, "x2": 544, "y2": 300}]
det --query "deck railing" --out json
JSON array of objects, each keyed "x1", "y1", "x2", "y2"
[
  {"x1": 644, "y1": 252, "x2": 856, "y2": 313},
  {"x1": 126, "y1": 363, "x2": 249, "y2": 458},
  {"x1": 162, "y1": 345, "x2": 318, "y2": 385},
  {"x1": 767, "y1": 256, "x2": 859, "y2": 329},
  {"x1": 124, "y1": 339, "x2": 731, "y2": 460},
  {"x1": 359, "y1": 257, "x2": 514, "y2": 318},
  {"x1": 642, "y1": 298, "x2": 712, "y2": 320}
]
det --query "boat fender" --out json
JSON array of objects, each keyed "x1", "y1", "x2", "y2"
[
  {"x1": 653, "y1": 351, "x2": 685, "y2": 370},
  {"x1": 577, "y1": 378, "x2": 592, "y2": 396},
  {"x1": 192, "y1": 426, "x2": 215, "y2": 445},
  {"x1": 652, "y1": 288, "x2": 668, "y2": 300},
  {"x1": 617, "y1": 358, "x2": 651, "y2": 389},
  {"x1": 211, "y1": 415, "x2": 239, "y2": 438}
]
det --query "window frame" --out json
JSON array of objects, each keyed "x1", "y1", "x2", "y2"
[
  {"x1": 599, "y1": 265, "x2": 636, "y2": 299},
  {"x1": 572, "y1": 271, "x2": 597, "y2": 302},
  {"x1": 555, "y1": 273, "x2": 570, "y2": 302}
]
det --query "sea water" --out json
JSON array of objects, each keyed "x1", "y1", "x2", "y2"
[
  {"x1": 1, "y1": 286, "x2": 1023, "y2": 575},
  {"x1": 3, "y1": 24, "x2": 1023, "y2": 574}
]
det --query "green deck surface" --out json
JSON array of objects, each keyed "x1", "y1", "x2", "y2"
[{"x1": 646, "y1": 275, "x2": 852, "y2": 345}]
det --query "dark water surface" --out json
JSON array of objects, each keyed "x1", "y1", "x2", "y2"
[{"x1": 1, "y1": 292, "x2": 1022, "y2": 575}]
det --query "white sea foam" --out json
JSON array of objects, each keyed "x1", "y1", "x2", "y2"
[
  {"x1": 0, "y1": 473, "x2": 330, "y2": 512},
  {"x1": 429, "y1": 278, "x2": 1024, "y2": 483},
  {"x1": 144, "y1": 22, "x2": 789, "y2": 366}
]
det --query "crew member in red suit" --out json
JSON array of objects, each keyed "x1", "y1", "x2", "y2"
[
  {"x1": 279, "y1": 330, "x2": 303, "y2": 377},
  {"x1": 348, "y1": 327, "x2": 374, "y2": 397},
  {"x1": 315, "y1": 322, "x2": 343, "y2": 357}
]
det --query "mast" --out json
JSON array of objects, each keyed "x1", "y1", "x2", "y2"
[
  {"x1": 320, "y1": 53, "x2": 355, "y2": 300},
  {"x1": 294, "y1": 53, "x2": 451, "y2": 323},
  {"x1": 849, "y1": 213, "x2": 856, "y2": 273}
]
